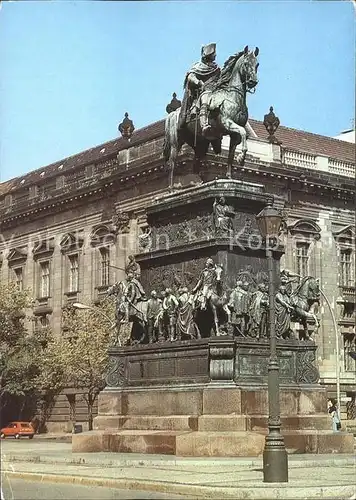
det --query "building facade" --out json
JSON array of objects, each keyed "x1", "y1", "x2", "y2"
[{"x1": 0, "y1": 117, "x2": 355, "y2": 429}]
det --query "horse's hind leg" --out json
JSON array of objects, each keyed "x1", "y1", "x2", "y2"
[
  {"x1": 226, "y1": 132, "x2": 239, "y2": 178},
  {"x1": 168, "y1": 146, "x2": 177, "y2": 190},
  {"x1": 299, "y1": 317, "x2": 309, "y2": 341},
  {"x1": 210, "y1": 138, "x2": 222, "y2": 155},
  {"x1": 139, "y1": 322, "x2": 147, "y2": 344}
]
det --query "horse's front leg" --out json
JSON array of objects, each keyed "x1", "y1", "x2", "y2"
[
  {"x1": 295, "y1": 309, "x2": 311, "y2": 340},
  {"x1": 236, "y1": 126, "x2": 247, "y2": 165},
  {"x1": 223, "y1": 304, "x2": 231, "y2": 324},
  {"x1": 211, "y1": 304, "x2": 220, "y2": 336},
  {"x1": 305, "y1": 313, "x2": 319, "y2": 340},
  {"x1": 220, "y1": 115, "x2": 247, "y2": 175}
]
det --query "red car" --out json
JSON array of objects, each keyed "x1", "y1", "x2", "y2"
[{"x1": 0, "y1": 421, "x2": 34, "y2": 439}]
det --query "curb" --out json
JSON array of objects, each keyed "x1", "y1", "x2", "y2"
[
  {"x1": 2, "y1": 454, "x2": 356, "y2": 469},
  {"x1": 2, "y1": 470, "x2": 356, "y2": 499},
  {"x1": 32, "y1": 436, "x2": 72, "y2": 443}
]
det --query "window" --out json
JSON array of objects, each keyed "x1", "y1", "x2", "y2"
[
  {"x1": 39, "y1": 261, "x2": 50, "y2": 298},
  {"x1": 343, "y1": 333, "x2": 356, "y2": 372},
  {"x1": 13, "y1": 267, "x2": 23, "y2": 291},
  {"x1": 340, "y1": 249, "x2": 352, "y2": 286},
  {"x1": 296, "y1": 242, "x2": 309, "y2": 277},
  {"x1": 39, "y1": 314, "x2": 49, "y2": 328},
  {"x1": 68, "y1": 255, "x2": 79, "y2": 292},
  {"x1": 100, "y1": 248, "x2": 110, "y2": 286}
]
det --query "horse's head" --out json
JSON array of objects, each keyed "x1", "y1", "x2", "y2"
[
  {"x1": 295, "y1": 276, "x2": 320, "y2": 303},
  {"x1": 307, "y1": 277, "x2": 320, "y2": 303},
  {"x1": 215, "y1": 264, "x2": 223, "y2": 282},
  {"x1": 239, "y1": 45, "x2": 259, "y2": 90},
  {"x1": 106, "y1": 281, "x2": 122, "y2": 299}
]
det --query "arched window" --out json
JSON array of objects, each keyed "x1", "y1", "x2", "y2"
[
  {"x1": 89, "y1": 225, "x2": 116, "y2": 293},
  {"x1": 288, "y1": 219, "x2": 321, "y2": 278}
]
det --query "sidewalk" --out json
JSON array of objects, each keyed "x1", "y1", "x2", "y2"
[
  {"x1": 1, "y1": 439, "x2": 356, "y2": 499},
  {"x1": 31, "y1": 432, "x2": 73, "y2": 443}
]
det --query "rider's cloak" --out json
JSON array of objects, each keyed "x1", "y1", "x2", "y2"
[{"x1": 178, "y1": 60, "x2": 220, "y2": 129}]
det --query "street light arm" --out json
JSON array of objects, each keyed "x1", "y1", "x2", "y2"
[
  {"x1": 72, "y1": 302, "x2": 116, "y2": 330},
  {"x1": 73, "y1": 302, "x2": 91, "y2": 310}
]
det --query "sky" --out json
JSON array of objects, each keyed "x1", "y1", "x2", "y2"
[{"x1": 0, "y1": 1, "x2": 354, "y2": 182}]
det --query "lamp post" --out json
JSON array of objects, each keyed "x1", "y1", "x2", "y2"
[
  {"x1": 72, "y1": 302, "x2": 118, "y2": 344},
  {"x1": 256, "y1": 198, "x2": 288, "y2": 483}
]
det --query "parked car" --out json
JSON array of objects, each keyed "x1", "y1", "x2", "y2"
[{"x1": 0, "y1": 421, "x2": 35, "y2": 439}]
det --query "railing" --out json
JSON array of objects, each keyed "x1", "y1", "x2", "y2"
[
  {"x1": 282, "y1": 147, "x2": 355, "y2": 179},
  {"x1": 328, "y1": 158, "x2": 355, "y2": 178},
  {"x1": 282, "y1": 149, "x2": 317, "y2": 169},
  {"x1": 1, "y1": 141, "x2": 354, "y2": 218},
  {"x1": 340, "y1": 285, "x2": 356, "y2": 298}
]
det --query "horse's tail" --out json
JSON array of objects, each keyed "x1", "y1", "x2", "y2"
[{"x1": 163, "y1": 109, "x2": 179, "y2": 163}]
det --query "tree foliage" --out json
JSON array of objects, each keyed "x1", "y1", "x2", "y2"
[
  {"x1": 37, "y1": 299, "x2": 116, "y2": 430},
  {"x1": 0, "y1": 283, "x2": 40, "y2": 405},
  {"x1": 0, "y1": 282, "x2": 116, "y2": 430},
  {"x1": 34, "y1": 329, "x2": 73, "y2": 395}
]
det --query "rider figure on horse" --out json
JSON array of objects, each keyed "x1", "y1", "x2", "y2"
[
  {"x1": 179, "y1": 43, "x2": 221, "y2": 136},
  {"x1": 122, "y1": 272, "x2": 146, "y2": 321},
  {"x1": 192, "y1": 258, "x2": 220, "y2": 311},
  {"x1": 280, "y1": 268, "x2": 300, "y2": 296},
  {"x1": 125, "y1": 254, "x2": 141, "y2": 280}
]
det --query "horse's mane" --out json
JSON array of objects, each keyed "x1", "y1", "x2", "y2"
[
  {"x1": 215, "y1": 51, "x2": 244, "y2": 89},
  {"x1": 293, "y1": 276, "x2": 311, "y2": 295}
]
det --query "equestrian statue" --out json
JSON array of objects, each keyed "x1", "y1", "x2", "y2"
[
  {"x1": 289, "y1": 276, "x2": 320, "y2": 340},
  {"x1": 163, "y1": 43, "x2": 259, "y2": 188},
  {"x1": 106, "y1": 271, "x2": 148, "y2": 346},
  {"x1": 191, "y1": 258, "x2": 231, "y2": 336}
]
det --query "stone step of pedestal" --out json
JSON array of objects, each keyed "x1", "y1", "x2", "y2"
[
  {"x1": 175, "y1": 431, "x2": 265, "y2": 456},
  {"x1": 94, "y1": 415, "x2": 200, "y2": 431},
  {"x1": 94, "y1": 414, "x2": 249, "y2": 432},
  {"x1": 281, "y1": 429, "x2": 355, "y2": 454},
  {"x1": 94, "y1": 413, "x2": 333, "y2": 432},
  {"x1": 72, "y1": 428, "x2": 355, "y2": 457},
  {"x1": 249, "y1": 415, "x2": 332, "y2": 431},
  {"x1": 72, "y1": 429, "x2": 266, "y2": 456},
  {"x1": 197, "y1": 415, "x2": 248, "y2": 431}
]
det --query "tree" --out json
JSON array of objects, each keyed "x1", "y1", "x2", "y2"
[
  {"x1": 0, "y1": 283, "x2": 40, "y2": 419},
  {"x1": 59, "y1": 299, "x2": 115, "y2": 430},
  {"x1": 33, "y1": 329, "x2": 73, "y2": 431}
]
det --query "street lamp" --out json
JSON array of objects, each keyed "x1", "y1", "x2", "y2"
[
  {"x1": 256, "y1": 198, "x2": 288, "y2": 483},
  {"x1": 72, "y1": 302, "x2": 119, "y2": 344}
]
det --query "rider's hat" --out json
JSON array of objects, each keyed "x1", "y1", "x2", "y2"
[{"x1": 201, "y1": 43, "x2": 216, "y2": 58}]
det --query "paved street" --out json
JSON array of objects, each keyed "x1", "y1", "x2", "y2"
[
  {"x1": 1, "y1": 478, "x2": 187, "y2": 500},
  {"x1": 1, "y1": 438, "x2": 355, "y2": 499}
]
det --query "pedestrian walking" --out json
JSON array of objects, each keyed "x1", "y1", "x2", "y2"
[{"x1": 328, "y1": 399, "x2": 341, "y2": 432}]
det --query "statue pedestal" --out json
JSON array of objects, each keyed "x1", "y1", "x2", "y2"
[
  {"x1": 73, "y1": 179, "x2": 353, "y2": 455},
  {"x1": 72, "y1": 339, "x2": 354, "y2": 455}
]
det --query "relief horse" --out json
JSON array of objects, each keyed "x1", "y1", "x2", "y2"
[
  {"x1": 194, "y1": 264, "x2": 231, "y2": 337},
  {"x1": 290, "y1": 276, "x2": 320, "y2": 340},
  {"x1": 107, "y1": 282, "x2": 148, "y2": 345},
  {"x1": 163, "y1": 45, "x2": 259, "y2": 188}
]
